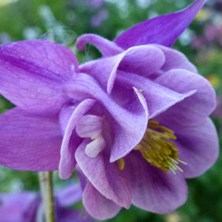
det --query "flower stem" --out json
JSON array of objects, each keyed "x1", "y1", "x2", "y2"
[{"x1": 38, "y1": 171, "x2": 55, "y2": 222}]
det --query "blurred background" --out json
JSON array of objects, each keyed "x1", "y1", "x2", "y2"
[{"x1": 0, "y1": 0, "x2": 221, "y2": 221}]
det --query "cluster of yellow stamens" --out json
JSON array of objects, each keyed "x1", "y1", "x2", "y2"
[{"x1": 135, "y1": 121, "x2": 186, "y2": 174}]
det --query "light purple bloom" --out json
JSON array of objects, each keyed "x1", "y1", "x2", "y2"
[
  {"x1": 91, "y1": 9, "x2": 108, "y2": 27},
  {"x1": 0, "y1": 0, "x2": 219, "y2": 220},
  {"x1": 0, "y1": 184, "x2": 93, "y2": 222},
  {"x1": 213, "y1": 95, "x2": 222, "y2": 118}
]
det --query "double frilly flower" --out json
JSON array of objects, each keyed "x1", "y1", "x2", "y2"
[{"x1": 0, "y1": 0, "x2": 219, "y2": 220}]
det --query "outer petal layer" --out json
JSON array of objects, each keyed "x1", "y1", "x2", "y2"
[
  {"x1": 175, "y1": 118, "x2": 219, "y2": 178},
  {"x1": 125, "y1": 153, "x2": 187, "y2": 214},
  {"x1": 115, "y1": 0, "x2": 206, "y2": 48},
  {"x1": 82, "y1": 182, "x2": 121, "y2": 220},
  {"x1": 0, "y1": 40, "x2": 77, "y2": 114},
  {"x1": 0, "y1": 108, "x2": 61, "y2": 171},
  {"x1": 156, "y1": 69, "x2": 216, "y2": 125}
]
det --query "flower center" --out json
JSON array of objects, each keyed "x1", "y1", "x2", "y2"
[{"x1": 135, "y1": 120, "x2": 186, "y2": 174}]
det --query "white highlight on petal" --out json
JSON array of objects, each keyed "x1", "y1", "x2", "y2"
[
  {"x1": 76, "y1": 115, "x2": 103, "y2": 139},
  {"x1": 85, "y1": 135, "x2": 106, "y2": 158}
]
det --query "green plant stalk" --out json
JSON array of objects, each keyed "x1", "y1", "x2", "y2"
[{"x1": 38, "y1": 171, "x2": 55, "y2": 222}]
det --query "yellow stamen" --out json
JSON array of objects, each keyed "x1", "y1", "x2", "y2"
[
  {"x1": 135, "y1": 121, "x2": 186, "y2": 174},
  {"x1": 117, "y1": 158, "x2": 125, "y2": 171}
]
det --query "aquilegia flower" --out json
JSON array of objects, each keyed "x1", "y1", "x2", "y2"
[
  {"x1": 0, "y1": 0, "x2": 219, "y2": 219},
  {"x1": 0, "y1": 184, "x2": 93, "y2": 222}
]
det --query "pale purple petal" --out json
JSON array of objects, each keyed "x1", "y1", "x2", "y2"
[
  {"x1": 155, "y1": 69, "x2": 216, "y2": 125},
  {"x1": 0, "y1": 192, "x2": 39, "y2": 222},
  {"x1": 76, "y1": 141, "x2": 132, "y2": 208},
  {"x1": 76, "y1": 115, "x2": 103, "y2": 139},
  {"x1": 0, "y1": 40, "x2": 77, "y2": 114},
  {"x1": 85, "y1": 135, "x2": 105, "y2": 158},
  {"x1": 115, "y1": 0, "x2": 206, "y2": 48},
  {"x1": 175, "y1": 118, "x2": 219, "y2": 178},
  {"x1": 76, "y1": 34, "x2": 123, "y2": 56},
  {"x1": 125, "y1": 153, "x2": 187, "y2": 214},
  {"x1": 58, "y1": 208, "x2": 94, "y2": 222},
  {"x1": 59, "y1": 99, "x2": 96, "y2": 179},
  {"x1": 82, "y1": 182, "x2": 121, "y2": 220},
  {"x1": 56, "y1": 184, "x2": 82, "y2": 207},
  {"x1": 0, "y1": 108, "x2": 61, "y2": 171}
]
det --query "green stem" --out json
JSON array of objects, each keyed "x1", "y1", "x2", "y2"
[{"x1": 38, "y1": 171, "x2": 55, "y2": 222}]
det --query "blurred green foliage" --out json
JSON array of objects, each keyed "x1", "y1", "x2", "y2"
[{"x1": 0, "y1": 0, "x2": 221, "y2": 222}]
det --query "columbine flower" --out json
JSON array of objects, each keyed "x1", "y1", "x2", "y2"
[
  {"x1": 0, "y1": 184, "x2": 93, "y2": 222},
  {"x1": 0, "y1": 0, "x2": 218, "y2": 220}
]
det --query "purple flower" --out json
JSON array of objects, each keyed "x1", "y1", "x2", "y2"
[
  {"x1": 91, "y1": 9, "x2": 108, "y2": 27},
  {"x1": 0, "y1": 0, "x2": 218, "y2": 219},
  {"x1": 213, "y1": 95, "x2": 222, "y2": 118},
  {"x1": 0, "y1": 184, "x2": 93, "y2": 222}
]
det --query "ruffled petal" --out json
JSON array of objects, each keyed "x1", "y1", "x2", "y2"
[
  {"x1": 66, "y1": 74, "x2": 148, "y2": 162},
  {"x1": 76, "y1": 141, "x2": 132, "y2": 208},
  {"x1": 155, "y1": 69, "x2": 216, "y2": 125},
  {"x1": 155, "y1": 45, "x2": 197, "y2": 73},
  {"x1": 76, "y1": 34, "x2": 123, "y2": 56},
  {"x1": 115, "y1": 0, "x2": 206, "y2": 48},
  {"x1": 175, "y1": 118, "x2": 219, "y2": 178},
  {"x1": 0, "y1": 40, "x2": 77, "y2": 114},
  {"x1": 82, "y1": 182, "x2": 121, "y2": 220},
  {"x1": 0, "y1": 108, "x2": 61, "y2": 171},
  {"x1": 80, "y1": 45, "x2": 165, "y2": 93},
  {"x1": 125, "y1": 153, "x2": 187, "y2": 214},
  {"x1": 117, "y1": 70, "x2": 195, "y2": 118},
  {"x1": 59, "y1": 99, "x2": 96, "y2": 179}
]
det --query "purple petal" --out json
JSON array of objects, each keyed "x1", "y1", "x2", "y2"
[
  {"x1": 115, "y1": 0, "x2": 206, "y2": 48},
  {"x1": 0, "y1": 108, "x2": 61, "y2": 171},
  {"x1": 76, "y1": 141, "x2": 132, "y2": 208},
  {"x1": 82, "y1": 182, "x2": 121, "y2": 220},
  {"x1": 59, "y1": 99, "x2": 96, "y2": 179},
  {"x1": 58, "y1": 208, "x2": 94, "y2": 222},
  {"x1": 125, "y1": 153, "x2": 187, "y2": 214},
  {"x1": 0, "y1": 40, "x2": 77, "y2": 114},
  {"x1": 0, "y1": 192, "x2": 39, "y2": 222},
  {"x1": 155, "y1": 45, "x2": 197, "y2": 73},
  {"x1": 56, "y1": 184, "x2": 82, "y2": 207},
  {"x1": 155, "y1": 69, "x2": 216, "y2": 125},
  {"x1": 76, "y1": 34, "x2": 123, "y2": 56},
  {"x1": 175, "y1": 118, "x2": 219, "y2": 178},
  {"x1": 66, "y1": 74, "x2": 148, "y2": 162}
]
